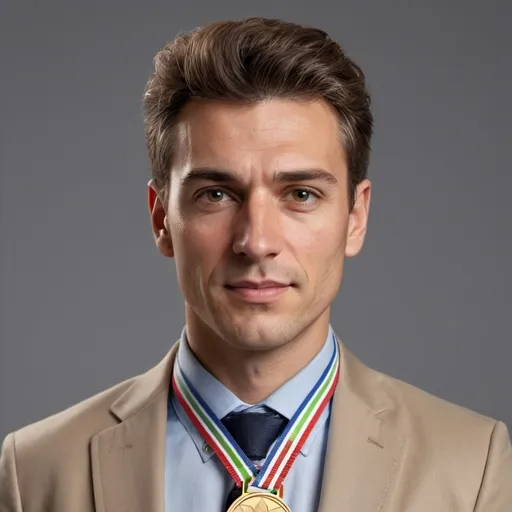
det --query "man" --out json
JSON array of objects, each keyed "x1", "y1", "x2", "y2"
[{"x1": 1, "y1": 16, "x2": 511, "y2": 512}]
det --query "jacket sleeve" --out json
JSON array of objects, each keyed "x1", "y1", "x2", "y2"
[
  {"x1": 474, "y1": 421, "x2": 512, "y2": 511},
  {"x1": 0, "y1": 433, "x2": 23, "y2": 512}
]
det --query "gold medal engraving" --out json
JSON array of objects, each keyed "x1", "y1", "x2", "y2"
[{"x1": 226, "y1": 492, "x2": 291, "y2": 512}]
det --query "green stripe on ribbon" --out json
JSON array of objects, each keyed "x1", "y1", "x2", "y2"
[
  {"x1": 177, "y1": 375, "x2": 252, "y2": 482},
  {"x1": 288, "y1": 358, "x2": 337, "y2": 441}
]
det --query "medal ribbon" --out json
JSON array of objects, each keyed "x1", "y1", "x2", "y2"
[{"x1": 172, "y1": 334, "x2": 340, "y2": 493}]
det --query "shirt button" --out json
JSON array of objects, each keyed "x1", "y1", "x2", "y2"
[{"x1": 203, "y1": 442, "x2": 212, "y2": 454}]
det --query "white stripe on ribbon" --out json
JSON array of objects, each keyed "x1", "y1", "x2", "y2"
[
  {"x1": 175, "y1": 364, "x2": 251, "y2": 483},
  {"x1": 258, "y1": 344, "x2": 339, "y2": 489}
]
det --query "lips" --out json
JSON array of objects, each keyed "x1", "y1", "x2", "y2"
[
  {"x1": 224, "y1": 280, "x2": 292, "y2": 303},
  {"x1": 226, "y1": 280, "x2": 290, "y2": 289}
]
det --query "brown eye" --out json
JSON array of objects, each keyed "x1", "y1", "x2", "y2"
[
  {"x1": 206, "y1": 190, "x2": 225, "y2": 202},
  {"x1": 283, "y1": 188, "x2": 320, "y2": 209},
  {"x1": 292, "y1": 189, "x2": 312, "y2": 202}
]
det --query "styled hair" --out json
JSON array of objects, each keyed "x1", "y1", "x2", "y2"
[{"x1": 143, "y1": 17, "x2": 373, "y2": 209}]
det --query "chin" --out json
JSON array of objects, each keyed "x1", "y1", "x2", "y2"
[{"x1": 218, "y1": 315, "x2": 303, "y2": 352}]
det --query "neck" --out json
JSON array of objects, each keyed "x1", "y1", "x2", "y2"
[{"x1": 184, "y1": 306, "x2": 331, "y2": 404}]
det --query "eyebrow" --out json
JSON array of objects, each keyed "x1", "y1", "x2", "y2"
[
  {"x1": 180, "y1": 167, "x2": 339, "y2": 187},
  {"x1": 274, "y1": 169, "x2": 339, "y2": 186}
]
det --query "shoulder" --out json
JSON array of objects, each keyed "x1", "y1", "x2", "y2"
[
  {"x1": 0, "y1": 376, "x2": 140, "y2": 507},
  {"x1": 378, "y1": 367, "x2": 499, "y2": 437},
  {"x1": 0, "y1": 346, "x2": 177, "y2": 506},
  {"x1": 3, "y1": 344, "x2": 177, "y2": 467},
  {"x1": 4, "y1": 376, "x2": 137, "y2": 465},
  {"x1": 343, "y1": 345, "x2": 509, "y2": 471},
  {"x1": 362, "y1": 358, "x2": 512, "y2": 483},
  {"x1": 344, "y1": 345, "x2": 501, "y2": 437},
  {"x1": 367, "y1": 364, "x2": 512, "y2": 505}
]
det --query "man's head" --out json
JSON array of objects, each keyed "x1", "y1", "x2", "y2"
[{"x1": 145, "y1": 18, "x2": 372, "y2": 352}]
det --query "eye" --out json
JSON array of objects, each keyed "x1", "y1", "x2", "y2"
[
  {"x1": 286, "y1": 188, "x2": 320, "y2": 204},
  {"x1": 197, "y1": 188, "x2": 232, "y2": 203},
  {"x1": 205, "y1": 189, "x2": 225, "y2": 202}
]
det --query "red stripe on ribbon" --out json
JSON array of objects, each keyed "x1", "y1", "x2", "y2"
[
  {"x1": 261, "y1": 365, "x2": 340, "y2": 490},
  {"x1": 172, "y1": 377, "x2": 243, "y2": 487}
]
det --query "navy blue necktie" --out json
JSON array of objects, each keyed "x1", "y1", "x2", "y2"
[{"x1": 221, "y1": 410, "x2": 288, "y2": 511}]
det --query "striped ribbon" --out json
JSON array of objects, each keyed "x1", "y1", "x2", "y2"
[{"x1": 172, "y1": 334, "x2": 340, "y2": 494}]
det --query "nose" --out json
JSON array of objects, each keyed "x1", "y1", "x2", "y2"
[{"x1": 232, "y1": 192, "x2": 284, "y2": 261}]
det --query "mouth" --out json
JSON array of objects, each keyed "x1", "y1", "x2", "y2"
[{"x1": 224, "y1": 281, "x2": 293, "y2": 303}]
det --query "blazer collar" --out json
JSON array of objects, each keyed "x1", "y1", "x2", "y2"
[
  {"x1": 318, "y1": 342, "x2": 404, "y2": 512},
  {"x1": 90, "y1": 343, "x2": 178, "y2": 512},
  {"x1": 109, "y1": 343, "x2": 178, "y2": 422}
]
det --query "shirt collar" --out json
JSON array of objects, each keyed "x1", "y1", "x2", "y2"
[{"x1": 171, "y1": 325, "x2": 336, "y2": 461}]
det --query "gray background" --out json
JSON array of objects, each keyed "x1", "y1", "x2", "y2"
[{"x1": 1, "y1": 0, "x2": 510, "y2": 440}]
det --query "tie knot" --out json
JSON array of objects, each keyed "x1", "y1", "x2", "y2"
[{"x1": 221, "y1": 410, "x2": 288, "y2": 461}]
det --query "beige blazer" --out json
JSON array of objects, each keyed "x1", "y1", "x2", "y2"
[{"x1": 1, "y1": 342, "x2": 511, "y2": 511}]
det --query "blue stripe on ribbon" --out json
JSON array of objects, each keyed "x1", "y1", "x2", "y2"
[
  {"x1": 253, "y1": 334, "x2": 338, "y2": 488},
  {"x1": 175, "y1": 362, "x2": 257, "y2": 472}
]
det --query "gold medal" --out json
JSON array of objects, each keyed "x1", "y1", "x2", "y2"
[
  {"x1": 227, "y1": 480, "x2": 291, "y2": 512},
  {"x1": 227, "y1": 491, "x2": 291, "y2": 512}
]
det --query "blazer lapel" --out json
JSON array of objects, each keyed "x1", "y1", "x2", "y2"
[
  {"x1": 318, "y1": 344, "x2": 404, "y2": 512},
  {"x1": 91, "y1": 344, "x2": 179, "y2": 512}
]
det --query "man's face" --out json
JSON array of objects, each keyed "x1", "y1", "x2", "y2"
[{"x1": 149, "y1": 98, "x2": 370, "y2": 351}]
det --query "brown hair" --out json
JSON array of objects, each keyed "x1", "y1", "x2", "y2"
[{"x1": 143, "y1": 17, "x2": 373, "y2": 209}]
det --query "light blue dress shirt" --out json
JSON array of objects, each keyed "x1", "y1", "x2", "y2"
[{"x1": 165, "y1": 326, "x2": 336, "y2": 512}]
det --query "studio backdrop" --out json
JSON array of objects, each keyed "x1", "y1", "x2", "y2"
[{"x1": 1, "y1": 0, "x2": 510, "y2": 438}]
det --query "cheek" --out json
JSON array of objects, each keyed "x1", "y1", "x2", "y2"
[
  {"x1": 286, "y1": 211, "x2": 347, "y2": 260},
  {"x1": 173, "y1": 217, "x2": 231, "y2": 278},
  {"x1": 284, "y1": 214, "x2": 347, "y2": 295},
  {"x1": 198, "y1": 213, "x2": 235, "y2": 250}
]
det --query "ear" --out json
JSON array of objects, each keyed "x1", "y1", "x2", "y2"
[
  {"x1": 147, "y1": 179, "x2": 174, "y2": 258},
  {"x1": 345, "y1": 179, "x2": 371, "y2": 258}
]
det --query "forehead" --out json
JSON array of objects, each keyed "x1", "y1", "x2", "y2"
[{"x1": 174, "y1": 98, "x2": 346, "y2": 172}]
